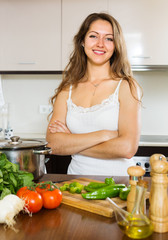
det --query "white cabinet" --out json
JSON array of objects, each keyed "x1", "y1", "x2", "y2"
[
  {"x1": 1, "y1": 0, "x2": 167, "y2": 71},
  {"x1": 108, "y1": 0, "x2": 168, "y2": 66},
  {"x1": 62, "y1": 0, "x2": 108, "y2": 69},
  {"x1": 62, "y1": 0, "x2": 168, "y2": 69},
  {"x1": 0, "y1": 0, "x2": 61, "y2": 71}
]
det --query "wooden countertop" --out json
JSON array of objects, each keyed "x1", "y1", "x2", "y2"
[{"x1": 0, "y1": 174, "x2": 166, "y2": 240}]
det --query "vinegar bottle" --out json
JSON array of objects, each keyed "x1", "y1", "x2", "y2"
[{"x1": 127, "y1": 166, "x2": 145, "y2": 213}]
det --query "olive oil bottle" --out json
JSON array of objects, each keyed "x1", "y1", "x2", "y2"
[
  {"x1": 118, "y1": 180, "x2": 153, "y2": 239},
  {"x1": 118, "y1": 217, "x2": 153, "y2": 239},
  {"x1": 107, "y1": 180, "x2": 153, "y2": 239}
]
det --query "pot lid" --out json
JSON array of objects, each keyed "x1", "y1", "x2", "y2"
[{"x1": 0, "y1": 136, "x2": 47, "y2": 150}]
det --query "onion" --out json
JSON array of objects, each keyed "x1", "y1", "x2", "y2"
[{"x1": 0, "y1": 194, "x2": 25, "y2": 228}]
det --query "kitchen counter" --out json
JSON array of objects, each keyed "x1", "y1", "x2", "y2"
[
  {"x1": 139, "y1": 135, "x2": 168, "y2": 147},
  {"x1": 11, "y1": 133, "x2": 168, "y2": 147},
  {"x1": 0, "y1": 174, "x2": 167, "y2": 240}
]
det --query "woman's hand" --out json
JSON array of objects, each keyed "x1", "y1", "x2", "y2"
[{"x1": 49, "y1": 120, "x2": 71, "y2": 134}]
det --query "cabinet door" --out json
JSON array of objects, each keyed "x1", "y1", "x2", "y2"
[
  {"x1": 62, "y1": 0, "x2": 108, "y2": 69},
  {"x1": 0, "y1": 0, "x2": 61, "y2": 71},
  {"x1": 108, "y1": 0, "x2": 168, "y2": 66}
]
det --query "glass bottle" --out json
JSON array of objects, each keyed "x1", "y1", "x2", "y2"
[{"x1": 118, "y1": 180, "x2": 154, "y2": 239}]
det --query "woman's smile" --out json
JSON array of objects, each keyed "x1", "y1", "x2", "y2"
[
  {"x1": 83, "y1": 19, "x2": 115, "y2": 65},
  {"x1": 93, "y1": 49, "x2": 106, "y2": 55}
]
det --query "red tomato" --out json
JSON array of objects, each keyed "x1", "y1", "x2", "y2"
[
  {"x1": 17, "y1": 186, "x2": 31, "y2": 198},
  {"x1": 41, "y1": 189, "x2": 62, "y2": 209},
  {"x1": 22, "y1": 190, "x2": 43, "y2": 213},
  {"x1": 35, "y1": 182, "x2": 55, "y2": 195}
]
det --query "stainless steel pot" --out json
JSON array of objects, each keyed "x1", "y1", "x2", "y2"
[{"x1": 0, "y1": 136, "x2": 51, "y2": 180}]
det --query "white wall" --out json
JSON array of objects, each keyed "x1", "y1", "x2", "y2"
[
  {"x1": 134, "y1": 71, "x2": 168, "y2": 135},
  {"x1": 1, "y1": 74, "x2": 61, "y2": 137},
  {"x1": 1, "y1": 71, "x2": 168, "y2": 137}
]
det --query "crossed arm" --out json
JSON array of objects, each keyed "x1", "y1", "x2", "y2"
[{"x1": 46, "y1": 81, "x2": 141, "y2": 159}]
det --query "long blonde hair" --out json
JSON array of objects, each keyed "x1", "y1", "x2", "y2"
[{"x1": 50, "y1": 12, "x2": 142, "y2": 106}]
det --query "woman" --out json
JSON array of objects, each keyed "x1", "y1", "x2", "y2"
[{"x1": 46, "y1": 12, "x2": 142, "y2": 176}]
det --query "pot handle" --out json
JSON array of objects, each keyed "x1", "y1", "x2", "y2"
[{"x1": 33, "y1": 147, "x2": 52, "y2": 155}]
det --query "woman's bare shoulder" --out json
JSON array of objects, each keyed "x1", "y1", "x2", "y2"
[
  {"x1": 119, "y1": 79, "x2": 141, "y2": 101},
  {"x1": 56, "y1": 86, "x2": 70, "y2": 99},
  {"x1": 119, "y1": 79, "x2": 130, "y2": 93}
]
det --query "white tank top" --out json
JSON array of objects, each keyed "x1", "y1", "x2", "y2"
[{"x1": 66, "y1": 80, "x2": 135, "y2": 176}]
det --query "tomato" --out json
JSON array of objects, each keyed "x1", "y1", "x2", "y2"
[
  {"x1": 35, "y1": 182, "x2": 55, "y2": 195},
  {"x1": 41, "y1": 189, "x2": 62, "y2": 209},
  {"x1": 17, "y1": 186, "x2": 31, "y2": 198},
  {"x1": 22, "y1": 190, "x2": 43, "y2": 213}
]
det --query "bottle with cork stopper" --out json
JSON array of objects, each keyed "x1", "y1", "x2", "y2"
[{"x1": 127, "y1": 166, "x2": 145, "y2": 213}]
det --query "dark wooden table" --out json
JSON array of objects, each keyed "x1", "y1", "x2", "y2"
[{"x1": 0, "y1": 174, "x2": 167, "y2": 240}]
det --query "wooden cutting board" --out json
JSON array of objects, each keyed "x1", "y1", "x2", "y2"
[{"x1": 57, "y1": 178, "x2": 127, "y2": 218}]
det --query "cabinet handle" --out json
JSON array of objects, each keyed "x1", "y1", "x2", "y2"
[
  {"x1": 132, "y1": 56, "x2": 151, "y2": 59},
  {"x1": 18, "y1": 62, "x2": 36, "y2": 64}
]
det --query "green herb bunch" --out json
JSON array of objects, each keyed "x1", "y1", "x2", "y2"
[{"x1": 0, "y1": 152, "x2": 34, "y2": 199}]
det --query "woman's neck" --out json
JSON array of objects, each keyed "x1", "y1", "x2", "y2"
[{"x1": 86, "y1": 62, "x2": 112, "y2": 81}]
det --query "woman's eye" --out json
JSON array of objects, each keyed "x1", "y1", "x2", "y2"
[
  {"x1": 89, "y1": 35, "x2": 97, "y2": 39},
  {"x1": 106, "y1": 37, "x2": 113, "y2": 42}
]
